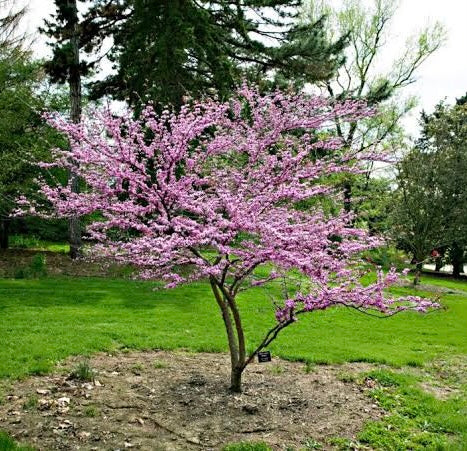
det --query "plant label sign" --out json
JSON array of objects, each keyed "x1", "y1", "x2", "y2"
[{"x1": 257, "y1": 351, "x2": 271, "y2": 363}]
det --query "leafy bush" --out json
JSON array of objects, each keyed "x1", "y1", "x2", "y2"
[{"x1": 363, "y1": 246, "x2": 409, "y2": 271}]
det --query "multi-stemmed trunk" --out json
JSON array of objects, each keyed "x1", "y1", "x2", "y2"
[
  {"x1": 209, "y1": 276, "x2": 295, "y2": 393},
  {"x1": 209, "y1": 277, "x2": 246, "y2": 392}
]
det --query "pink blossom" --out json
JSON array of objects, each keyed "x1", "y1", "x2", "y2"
[{"x1": 21, "y1": 86, "x2": 438, "y2": 323}]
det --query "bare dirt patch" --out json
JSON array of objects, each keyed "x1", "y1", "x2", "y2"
[
  {"x1": 0, "y1": 249, "x2": 131, "y2": 278},
  {"x1": 0, "y1": 351, "x2": 383, "y2": 450}
]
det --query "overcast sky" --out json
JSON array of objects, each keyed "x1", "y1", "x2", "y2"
[{"x1": 21, "y1": 0, "x2": 467, "y2": 136}]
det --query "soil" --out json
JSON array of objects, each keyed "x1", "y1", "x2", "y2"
[
  {"x1": 0, "y1": 351, "x2": 384, "y2": 450},
  {"x1": 0, "y1": 249, "x2": 132, "y2": 278}
]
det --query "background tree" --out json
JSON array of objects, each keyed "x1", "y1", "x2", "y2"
[
  {"x1": 419, "y1": 97, "x2": 467, "y2": 277},
  {"x1": 42, "y1": 0, "x2": 87, "y2": 259},
  {"x1": 303, "y1": 0, "x2": 445, "y2": 213},
  {"x1": 26, "y1": 87, "x2": 436, "y2": 392},
  {"x1": 0, "y1": 3, "x2": 64, "y2": 249},
  {"x1": 390, "y1": 149, "x2": 446, "y2": 285},
  {"x1": 79, "y1": 0, "x2": 347, "y2": 111},
  {"x1": 0, "y1": 49, "x2": 68, "y2": 249},
  {"x1": 0, "y1": 0, "x2": 27, "y2": 50},
  {"x1": 391, "y1": 97, "x2": 467, "y2": 282}
]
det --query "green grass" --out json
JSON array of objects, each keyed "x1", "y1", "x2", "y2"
[
  {"x1": 9, "y1": 235, "x2": 69, "y2": 253},
  {"x1": 0, "y1": 431, "x2": 34, "y2": 451},
  {"x1": 357, "y1": 369, "x2": 467, "y2": 450},
  {"x1": 1, "y1": 272, "x2": 467, "y2": 449},
  {"x1": 0, "y1": 275, "x2": 466, "y2": 379}
]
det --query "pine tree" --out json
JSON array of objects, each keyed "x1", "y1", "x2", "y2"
[
  {"x1": 42, "y1": 0, "x2": 86, "y2": 259},
  {"x1": 81, "y1": 0, "x2": 347, "y2": 110}
]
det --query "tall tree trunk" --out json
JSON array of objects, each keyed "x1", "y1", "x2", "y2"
[
  {"x1": 67, "y1": 0, "x2": 82, "y2": 259},
  {"x1": 0, "y1": 217, "x2": 10, "y2": 250},
  {"x1": 413, "y1": 262, "x2": 423, "y2": 286}
]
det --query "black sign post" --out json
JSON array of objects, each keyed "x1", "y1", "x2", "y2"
[{"x1": 257, "y1": 351, "x2": 272, "y2": 363}]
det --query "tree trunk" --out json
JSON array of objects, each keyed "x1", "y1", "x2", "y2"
[
  {"x1": 230, "y1": 367, "x2": 243, "y2": 393},
  {"x1": 413, "y1": 262, "x2": 423, "y2": 286},
  {"x1": 451, "y1": 243, "x2": 464, "y2": 278},
  {"x1": 67, "y1": 0, "x2": 82, "y2": 260},
  {"x1": 210, "y1": 278, "x2": 245, "y2": 392},
  {"x1": 209, "y1": 276, "x2": 295, "y2": 393},
  {"x1": 0, "y1": 218, "x2": 10, "y2": 250},
  {"x1": 452, "y1": 261, "x2": 462, "y2": 278},
  {"x1": 343, "y1": 180, "x2": 352, "y2": 214}
]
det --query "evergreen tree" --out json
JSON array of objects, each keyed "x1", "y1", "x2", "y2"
[
  {"x1": 42, "y1": 0, "x2": 85, "y2": 259},
  {"x1": 422, "y1": 98, "x2": 467, "y2": 277},
  {"x1": 391, "y1": 97, "x2": 467, "y2": 281},
  {"x1": 80, "y1": 0, "x2": 347, "y2": 110}
]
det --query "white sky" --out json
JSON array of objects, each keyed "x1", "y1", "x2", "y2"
[{"x1": 20, "y1": 0, "x2": 467, "y2": 136}]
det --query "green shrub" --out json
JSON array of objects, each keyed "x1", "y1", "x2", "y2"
[{"x1": 363, "y1": 246, "x2": 408, "y2": 271}]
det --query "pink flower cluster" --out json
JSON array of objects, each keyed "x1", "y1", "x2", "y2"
[{"x1": 27, "y1": 85, "x2": 438, "y2": 319}]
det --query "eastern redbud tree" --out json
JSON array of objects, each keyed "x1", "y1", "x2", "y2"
[{"x1": 23, "y1": 86, "x2": 437, "y2": 392}]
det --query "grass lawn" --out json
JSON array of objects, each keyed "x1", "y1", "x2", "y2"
[
  {"x1": 0, "y1": 272, "x2": 466, "y2": 449},
  {"x1": 0, "y1": 274, "x2": 466, "y2": 378},
  {"x1": 8, "y1": 235, "x2": 69, "y2": 254}
]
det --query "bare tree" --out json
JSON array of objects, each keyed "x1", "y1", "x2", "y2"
[
  {"x1": 303, "y1": 0, "x2": 446, "y2": 211},
  {"x1": 0, "y1": 0, "x2": 27, "y2": 51}
]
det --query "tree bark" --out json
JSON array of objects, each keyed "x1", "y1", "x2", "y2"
[
  {"x1": 343, "y1": 180, "x2": 352, "y2": 214},
  {"x1": 413, "y1": 262, "x2": 423, "y2": 286},
  {"x1": 210, "y1": 278, "x2": 240, "y2": 380},
  {"x1": 210, "y1": 276, "x2": 297, "y2": 393},
  {"x1": 210, "y1": 277, "x2": 250, "y2": 393},
  {"x1": 451, "y1": 243, "x2": 464, "y2": 278},
  {"x1": 0, "y1": 218, "x2": 10, "y2": 250},
  {"x1": 230, "y1": 367, "x2": 243, "y2": 393},
  {"x1": 67, "y1": 0, "x2": 82, "y2": 260}
]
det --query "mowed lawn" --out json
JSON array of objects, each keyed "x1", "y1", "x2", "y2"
[{"x1": 1, "y1": 274, "x2": 467, "y2": 379}]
